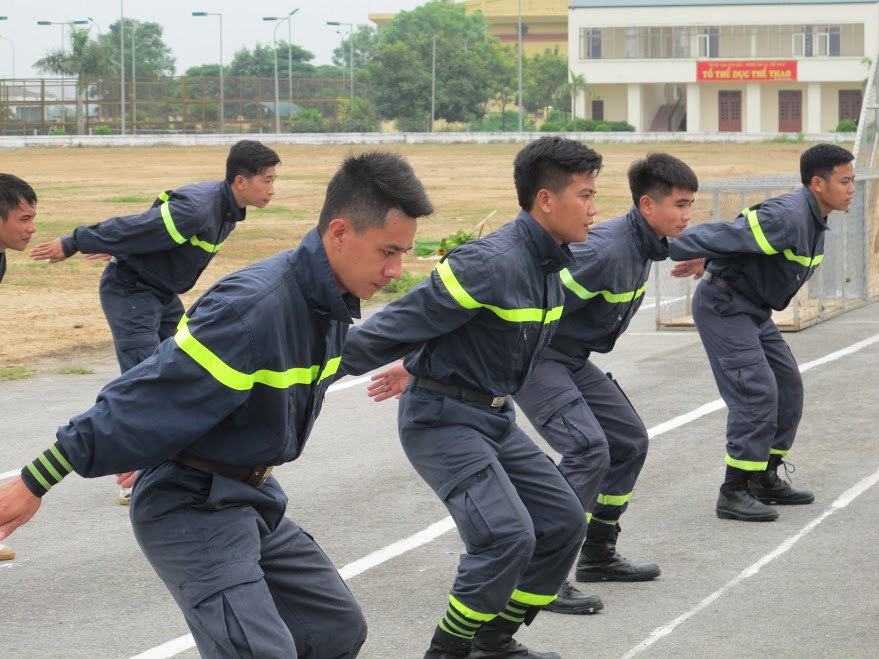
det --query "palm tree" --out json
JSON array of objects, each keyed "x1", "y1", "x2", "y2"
[
  {"x1": 35, "y1": 28, "x2": 117, "y2": 135},
  {"x1": 559, "y1": 69, "x2": 597, "y2": 131}
]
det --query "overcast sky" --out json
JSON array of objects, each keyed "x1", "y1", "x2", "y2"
[{"x1": 0, "y1": 0, "x2": 428, "y2": 79}]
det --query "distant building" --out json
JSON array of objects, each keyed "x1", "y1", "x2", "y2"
[{"x1": 569, "y1": 0, "x2": 873, "y2": 133}]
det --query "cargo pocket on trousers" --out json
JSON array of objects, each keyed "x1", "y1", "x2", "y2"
[
  {"x1": 718, "y1": 348, "x2": 767, "y2": 403},
  {"x1": 445, "y1": 465, "x2": 522, "y2": 551}
]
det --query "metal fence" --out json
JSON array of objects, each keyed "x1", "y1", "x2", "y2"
[{"x1": 0, "y1": 75, "x2": 354, "y2": 136}]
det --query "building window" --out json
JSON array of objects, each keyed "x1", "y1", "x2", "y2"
[
  {"x1": 592, "y1": 99, "x2": 604, "y2": 121},
  {"x1": 697, "y1": 28, "x2": 719, "y2": 58},
  {"x1": 839, "y1": 90, "x2": 863, "y2": 122},
  {"x1": 580, "y1": 28, "x2": 603, "y2": 59}
]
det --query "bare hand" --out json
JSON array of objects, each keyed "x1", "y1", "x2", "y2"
[
  {"x1": 367, "y1": 364, "x2": 410, "y2": 402},
  {"x1": 669, "y1": 258, "x2": 705, "y2": 279},
  {"x1": 0, "y1": 477, "x2": 42, "y2": 542},
  {"x1": 29, "y1": 237, "x2": 67, "y2": 263},
  {"x1": 85, "y1": 253, "x2": 112, "y2": 262},
  {"x1": 115, "y1": 471, "x2": 139, "y2": 489}
]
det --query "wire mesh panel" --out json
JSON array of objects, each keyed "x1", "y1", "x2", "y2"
[{"x1": 656, "y1": 172, "x2": 879, "y2": 331}]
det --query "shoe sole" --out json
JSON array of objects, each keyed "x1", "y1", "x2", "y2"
[
  {"x1": 716, "y1": 508, "x2": 778, "y2": 521},
  {"x1": 575, "y1": 568, "x2": 661, "y2": 583},
  {"x1": 543, "y1": 601, "x2": 604, "y2": 615},
  {"x1": 753, "y1": 495, "x2": 815, "y2": 505}
]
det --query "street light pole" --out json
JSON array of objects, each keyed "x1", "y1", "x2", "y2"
[
  {"x1": 431, "y1": 36, "x2": 436, "y2": 133},
  {"x1": 264, "y1": 10, "x2": 299, "y2": 134},
  {"x1": 518, "y1": 0, "x2": 523, "y2": 132},
  {"x1": 326, "y1": 21, "x2": 354, "y2": 99},
  {"x1": 192, "y1": 11, "x2": 224, "y2": 133},
  {"x1": 120, "y1": 1, "x2": 125, "y2": 135}
]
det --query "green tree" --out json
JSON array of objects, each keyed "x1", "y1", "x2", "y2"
[
  {"x1": 227, "y1": 43, "x2": 316, "y2": 78},
  {"x1": 364, "y1": 2, "x2": 498, "y2": 126},
  {"x1": 101, "y1": 19, "x2": 176, "y2": 78},
  {"x1": 35, "y1": 27, "x2": 117, "y2": 135},
  {"x1": 524, "y1": 47, "x2": 567, "y2": 113},
  {"x1": 558, "y1": 70, "x2": 597, "y2": 130}
]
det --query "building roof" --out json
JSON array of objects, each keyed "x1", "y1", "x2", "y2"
[{"x1": 571, "y1": 0, "x2": 875, "y2": 6}]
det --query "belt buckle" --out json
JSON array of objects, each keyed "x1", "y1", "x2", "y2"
[
  {"x1": 249, "y1": 466, "x2": 273, "y2": 487},
  {"x1": 490, "y1": 396, "x2": 506, "y2": 408}
]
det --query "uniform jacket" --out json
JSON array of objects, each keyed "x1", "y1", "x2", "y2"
[
  {"x1": 56, "y1": 228, "x2": 359, "y2": 476},
  {"x1": 60, "y1": 181, "x2": 244, "y2": 294},
  {"x1": 0, "y1": 251, "x2": 6, "y2": 284},
  {"x1": 668, "y1": 186, "x2": 828, "y2": 311},
  {"x1": 550, "y1": 205, "x2": 668, "y2": 358},
  {"x1": 342, "y1": 211, "x2": 572, "y2": 396}
]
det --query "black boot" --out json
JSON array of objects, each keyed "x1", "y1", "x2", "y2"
[
  {"x1": 749, "y1": 455, "x2": 814, "y2": 505},
  {"x1": 575, "y1": 522, "x2": 661, "y2": 582},
  {"x1": 422, "y1": 628, "x2": 472, "y2": 659},
  {"x1": 543, "y1": 581, "x2": 604, "y2": 615},
  {"x1": 716, "y1": 468, "x2": 778, "y2": 521},
  {"x1": 469, "y1": 608, "x2": 560, "y2": 659}
]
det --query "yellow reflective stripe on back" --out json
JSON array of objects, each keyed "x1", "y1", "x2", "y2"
[
  {"x1": 158, "y1": 190, "x2": 225, "y2": 253},
  {"x1": 744, "y1": 208, "x2": 778, "y2": 256},
  {"x1": 744, "y1": 207, "x2": 822, "y2": 267},
  {"x1": 435, "y1": 260, "x2": 562, "y2": 324},
  {"x1": 174, "y1": 316, "x2": 338, "y2": 391},
  {"x1": 449, "y1": 595, "x2": 495, "y2": 621},
  {"x1": 596, "y1": 491, "x2": 633, "y2": 507},
  {"x1": 561, "y1": 268, "x2": 646, "y2": 304},
  {"x1": 511, "y1": 589, "x2": 557, "y2": 607},
  {"x1": 725, "y1": 454, "x2": 768, "y2": 471}
]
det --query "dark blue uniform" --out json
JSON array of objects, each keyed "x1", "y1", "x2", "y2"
[
  {"x1": 515, "y1": 206, "x2": 666, "y2": 523},
  {"x1": 669, "y1": 186, "x2": 827, "y2": 471},
  {"x1": 60, "y1": 181, "x2": 244, "y2": 372},
  {"x1": 48, "y1": 229, "x2": 367, "y2": 658},
  {"x1": 342, "y1": 211, "x2": 586, "y2": 618},
  {"x1": 0, "y1": 251, "x2": 6, "y2": 283}
]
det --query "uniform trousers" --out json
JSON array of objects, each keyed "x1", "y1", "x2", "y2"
[
  {"x1": 131, "y1": 462, "x2": 367, "y2": 659},
  {"x1": 99, "y1": 260, "x2": 184, "y2": 373},
  {"x1": 398, "y1": 386, "x2": 586, "y2": 615},
  {"x1": 692, "y1": 279, "x2": 803, "y2": 469},
  {"x1": 515, "y1": 351, "x2": 648, "y2": 520}
]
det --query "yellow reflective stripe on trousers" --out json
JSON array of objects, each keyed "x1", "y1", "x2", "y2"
[
  {"x1": 435, "y1": 260, "x2": 562, "y2": 324},
  {"x1": 743, "y1": 207, "x2": 822, "y2": 267},
  {"x1": 158, "y1": 191, "x2": 225, "y2": 254},
  {"x1": 596, "y1": 491, "x2": 633, "y2": 507},
  {"x1": 725, "y1": 454, "x2": 768, "y2": 471},
  {"x1": 770, "y1": 448, "x2": 791, "y2": 456},
  {"x1": 511, "y1": 589, "x2": 557, "y2": 607},
  {"x1": 174, "y1": 316, "x2": 340, "y2": 391},
  {"x1": 448, "y1": 594, "x2": 496, "y2": 622},
  {"x1": 560, "y1": 267, "x2": 647, "y2": 304}
]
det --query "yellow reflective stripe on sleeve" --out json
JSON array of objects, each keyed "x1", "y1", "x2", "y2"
[
  {"x1": 744, "y1": 207, "x2": 822, "y2": 267},
  {"x1": 782, "y1": 249, "x2": 823, "y2": 267},
  {"x1": 25, "y1": 464, "x2": 52, "y2": 492},
  {"x1": 158, "y1": 190, "x2": 225, "y2": 254},
  {"x1": 448, "y1": 595, "x2": 496, "y2": 622},
  {"x1": 561, "y1": 268, "x2": 647, "y2": 304},
  {"x1": 50, "y1": 444, "x2": 73, "y2": 472},
  {"x1": 725, "y1": 454, "x2": 769, "y2": 471},
  {"x1": 744, "y1": 208, "x2": 778, "y2": 256},
  {"x1": 38, "y1": 454, "x2": 64, "y2": 482},
  {"x1": 174, "y1": 317, "x2": 338, "y2": 391},
  {"x1": 511, "y1": 589, "x2": 558, "y2": 607},
  {"x1": 435, "y1": 260, "x2": 562, "y2": 324},
  {"x1": 596, "y1": 491, "x2": 633, "y2": 507}
]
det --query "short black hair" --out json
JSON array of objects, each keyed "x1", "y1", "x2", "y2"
[
  {"x1": 225, "y1": 140, "x2": 281, "y2": 184},
  {"x1": 0, "y1": 173, "x2": 37, "y2": 222},
  {"x1": 317, "y1": 151, "x2": 434, "y2": 234},
  {"x1": 628, "y1": 152, "x2": 699, "y2": 206},
  {"x1": 514, "y1": 137, "x2": 603, "y2": 211},
  {"x1": 800, "y1": 143, "x2": 854, "y2": 186}
]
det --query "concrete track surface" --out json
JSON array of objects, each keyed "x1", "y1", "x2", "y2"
[{"x1": 2, "y1": 295, "x2": 878, "y2": 659}]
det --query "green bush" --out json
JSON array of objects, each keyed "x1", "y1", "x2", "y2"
[
  {"x1": 396, "y1": 113, "x2": 431, "y2": 132},
  {"x1": 481, "y1": 111, "x2": 535, "y2": 132},
  {"x1": 607, "y1": 120, "x2": 636, "y2": 132},
  {"x1": 835, "y1": 118, "x2": 857, "y2": 133},
  {"x1": 291, "y1": 108, "x2": 326, "y2": 133},
  {"x1": 567, "y1": 118, "x2": 598, "y2": 131},
  {"x1": 48, "y1": 126, "x2": 68, "y2": 136},
  {"x1": 539, "y1": 120, "x2": 564, "y2": 132},
  {"x1": 547, "y1": 109, "x2": 568, "y2": 124},
  {"x1": 93, "y1": 125, "x2": 112, "y2": 136},
  {"x1": 382, "y1": 271, "x2": 427, "y2": 294},
  {"x1": 341, "y1": 97, "x2": 378, "y2": 132}
]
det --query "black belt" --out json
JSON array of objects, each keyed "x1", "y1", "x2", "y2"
[
  {"x1": 703, "y1": 271, "x2": 738, "y2": 295},
  {"x1": 171, "y1": 451, "x2": 274, "y2": 487},
  {"x1": 410, "y1": 375, "x2": 507, "y2": 409}
]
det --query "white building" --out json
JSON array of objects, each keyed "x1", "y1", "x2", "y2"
[{"x1": 568, "y1": 0, "x2": 875, "y2": 133}]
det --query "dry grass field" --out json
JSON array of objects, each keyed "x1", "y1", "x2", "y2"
[{"x1": 0, "y1": 140, "x2": 836, "y2": 368}]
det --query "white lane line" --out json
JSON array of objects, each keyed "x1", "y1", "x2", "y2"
[
  {"x1": 0, "y1": 469, "x2": 18, "y2": 480},
  {"x1": 621, "y1": 467, "x2": 879, "y2": 659}
]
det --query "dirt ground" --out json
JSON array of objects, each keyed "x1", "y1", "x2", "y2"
[{"x1": 0, "y1": 140, "x2": 832, "y2": 368}]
